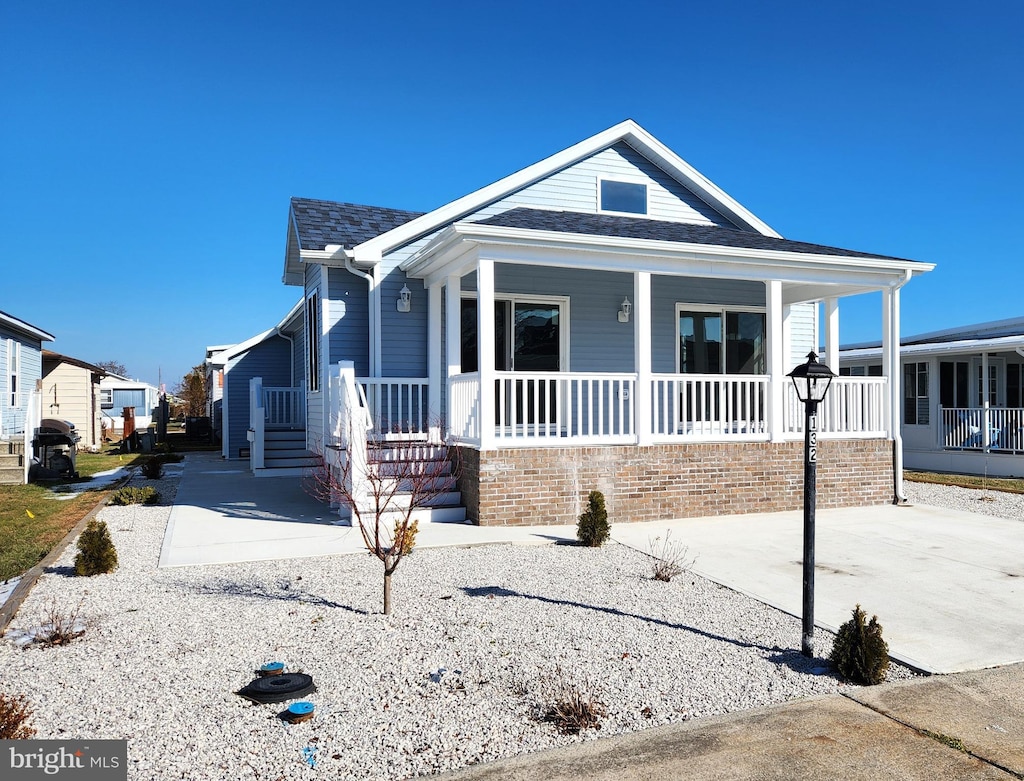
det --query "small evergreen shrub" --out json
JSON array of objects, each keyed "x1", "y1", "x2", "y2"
[
  {"x1": 577, "y1": 490, "x2": 610, "y2": 547},
  {"x1": 140, "y1": 457, "x2": 163, "y2": 479},
  {"x1": 394, "y1": 518, "x2": 419, "y2": 556},
  {"x1": 110, "y1": 486, "x2": 159, "y2": 506},
  {"x1": 74, "y1": 519, "x2": 118, "y2": 576},
  {"x1": 0, "y1": 692, "x2": 35, "y2": 739},
  {"x1": 830, "y1": 604, "x2": 890, "y2": 685}
]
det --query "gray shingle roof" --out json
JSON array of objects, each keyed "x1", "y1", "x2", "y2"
[
  {"x1": 291, "y1": 197, "x2": 424, "y2": 251},
  {"x1": 476, "y1": 208, "x2": 911, "y2": 262}
]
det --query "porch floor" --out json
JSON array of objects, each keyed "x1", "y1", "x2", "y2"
[{"x1": 161, "y1": 453, "x2": 1023, "y2": 675}]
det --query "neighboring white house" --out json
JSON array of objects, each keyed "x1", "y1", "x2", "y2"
[
  {"x1": 840, "y1": 315, "x2": 1024, "y2": 477},
  {"x1": 99, "y1": 373, "x2": 161, "y2": 437},
  {"x1": 41, "y1": 350, "x2": 106, "y2": 451},
  {"x1": 241, "y1": 120, "x2": 933, "y2": 525}
]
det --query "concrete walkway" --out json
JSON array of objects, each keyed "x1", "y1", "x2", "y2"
[
  {"x1": 437, "y1": 662, "x2": 1024, "y2": 781},
  {"x1": 162, "y1": 453, "x2": 1024, "y2": 674}
]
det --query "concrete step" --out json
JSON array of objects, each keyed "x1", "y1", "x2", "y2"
[
  {"x1": 0, "y1": 465, "x2": 25, "y2": 485},
  {"x1": 0, "y1": 453, "x2": 23, "y2": 467},
  {"x1": 253, "y1": 466, "x2": 309, "y2": 479}
]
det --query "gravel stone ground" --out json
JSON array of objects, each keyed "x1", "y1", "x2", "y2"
[{"x1": 8, "y1": 467, "x2": 1002, "y2": 780}]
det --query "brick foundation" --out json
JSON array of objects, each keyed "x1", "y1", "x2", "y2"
[{"x1": 456, "y1": 439, "x2": 894, "y2": 526}]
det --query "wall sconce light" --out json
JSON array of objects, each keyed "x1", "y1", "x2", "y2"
[
  {"x1": 397, "y1": 284, "x2": 412, "y2": 313},
  {"x1": 617, "y1": 296, "x2": 632, "y2": 323}
]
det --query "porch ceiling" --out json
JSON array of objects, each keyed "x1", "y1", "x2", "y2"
[{"x1": 401, "y1": 213, "x2": 934, "y2": 300}]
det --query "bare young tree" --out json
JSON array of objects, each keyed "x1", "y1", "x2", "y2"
[
  {"x1": 94, "y1": 360, "x2": 128, "y2": 377},
  {"x1": 305, "y1": 437, "x2": 461, "y2": 615}
]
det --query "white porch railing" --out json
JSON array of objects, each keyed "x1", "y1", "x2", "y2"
[
  {"x1": 941, "y1": 407, "x2": 1024, "y2": 453},
  {"x1": 783, "y1": 376, "x2": 889, "y2": 438},
  {"x1": 652, "y1": 374, "x2": 769, "y2": 440},
  {"x1": 344, "y1": 372, "x2": 892, "y2": 450},
  {"x1": 262, "y1": 385, "x2": 305, "y2": 428},
  {"x1": 247, "y1": 377, "x2": 266, "y2": 470},
  {"x1": 493, "y1": 372, "x2": 636, "y2": 444},
  {"x1": 449, "y1": 372, "x2": 481, "y2": 445},
  {"x1": 358, "y1": 377, "x2": 429, "y2": 436}
]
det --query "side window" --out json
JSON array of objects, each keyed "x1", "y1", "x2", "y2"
[
  {"x1": 100, "y1": 388, "x2": 113, "y2": 409},
  {"x1": 7, "y1": 339, "x2": 19, "y2": 406},
  {"x1": 903, "y1": 362, "x2": 929, "y2": 425},
  {"x1": 306, "y1": 290, "x2": 320, "y2": 392}
]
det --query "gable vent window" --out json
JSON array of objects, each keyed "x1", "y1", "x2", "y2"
[{"x1": 600, "y1": 180, "x2": 647, "y2": 215}]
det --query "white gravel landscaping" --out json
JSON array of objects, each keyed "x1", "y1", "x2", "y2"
[{"x1": 4, "y1": 465, "x2": 987, "y2": 780}]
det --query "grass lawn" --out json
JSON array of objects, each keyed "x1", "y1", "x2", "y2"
[
  {"x1": 0, "y1": 448, "x2": 149, "y2": 582},
  {"x1": 904, "y1": 471, "x2": 1024, "y2": 494}
]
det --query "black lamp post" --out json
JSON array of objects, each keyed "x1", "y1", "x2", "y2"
[{"x1": 787, "y1": 351, "x2": 836, "y2": 658}]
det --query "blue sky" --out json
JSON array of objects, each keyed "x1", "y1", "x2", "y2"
[{"x1": 2, "y1": 1, "x2": 1021, "y2": 388}]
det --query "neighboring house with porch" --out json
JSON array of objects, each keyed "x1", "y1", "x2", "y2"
[
  {"x1": 0, "y1": 310, "x2": 55, "y2": 484},
  {"x1": 207, "y1": 300, "x2": 307, "y2": 464},
  {"x1": 40, "y1": 350, "x2": 106, "y2": 451},
  {"x1": 99, "y1": 373, "x2": 160, "y2": 438},
  {"x1": 840, "y1": 316, "x2": 1024, "y2": 478},
  {"x1": 252, "y1": 120, "x2": 932, "y2": 526}
]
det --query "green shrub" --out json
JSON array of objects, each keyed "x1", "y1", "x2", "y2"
[
  {"x1": 110, "y1": 486, "x2": 159, "y2": 506},
  {"x1": 140, "y1": 457, "x2": 163, "y2": 479},
  {"x1": 74, "y1": 519, "x2": 118, "y2": 576},
  {"x1": 830, "y1": 604, "x2": 890, "y2": 685},
  {"x1": 577, "y1": 490, "x2": 610, "y2": 547},
  {"x1": 0, "y1": 692, "x2": 35, "y2": 739}
]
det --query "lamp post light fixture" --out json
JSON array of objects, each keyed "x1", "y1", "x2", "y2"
[{"x1": 787, "y1": 351, "x2": 836, "y2": 658}]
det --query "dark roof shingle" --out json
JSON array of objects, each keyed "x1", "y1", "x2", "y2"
[
  {"x1": 476, "y1": 208, "x2": 912, "y2": 262},
  {"x1": 290, "y1": 197, "x2": 424, "y2": 251}
]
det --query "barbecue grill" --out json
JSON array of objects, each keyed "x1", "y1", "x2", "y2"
[{"x1": 31, "y1": 418, "x2": 80, "y2": 479}]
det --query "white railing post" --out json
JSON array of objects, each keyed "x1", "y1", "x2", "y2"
[
  {"x1": 23, "y1": 388, "x2": 41, "y2": 484},
  {"x1": 337, "y1": 361, "x2": 372, "y2": 517},
  {"x1": 248, "y1": 377, "x2": 264, "y2": 471}
]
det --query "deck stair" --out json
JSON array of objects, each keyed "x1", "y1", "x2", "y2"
[
  {"x1": 254, "y1": 429, "x2": 319, "y2": 478},
  {"x1": 345, "y1": 439, "x2": 467, "y2": 524},
  {"x1": 0, "y1": 441, "x2": 24, "y2": 485}
]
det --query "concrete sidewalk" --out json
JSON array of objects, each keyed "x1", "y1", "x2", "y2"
[{"x1": 437, "y1": 662, "x2": 1024, "y2": 781}]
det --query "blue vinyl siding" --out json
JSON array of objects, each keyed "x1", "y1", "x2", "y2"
[
  {"x1": 1, "y1": 327, "x2": 44, "y2": 436},
  {"x1": 325, "y1": 266, "x2": 370, "y2": 374},
  {"x1": 225, "y1": 336, "x2": 291, "y2": 459},
  {"x1": 380, "y1": 272, "x2": 427, "y2": 377}
]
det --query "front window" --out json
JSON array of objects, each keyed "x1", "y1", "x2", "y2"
[
  {"x1": 940, "y1": 361, "x2": 969, "y2": 408},
  {"x1": 678, "y1": 308, "x2": 766, "y2": 374},
  {"x1": 306, "y1": 290, "x2": 320, "y2": 392},
  {"x1": 1009, "y1": 364, "x2": 1023, "y2": 408},
  {"x1": 904, "y1": 362, "x2": 929, "y2": 425},
  {"x1": 599, "y1": 179, "x2": 647, "y2": 215}
]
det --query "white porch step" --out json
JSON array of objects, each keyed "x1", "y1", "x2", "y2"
[
  {"x1": 265, "y1": 456, "x2": 320, "y2": 469},
  {"x1": 253, "y1": 466, "x2": 309, "y2": 479},
  {"x1": 342, "y1": 504, "x2": 468, "y2": 525},
  {"x1": 264, "y1": 447, "x2": 315, "y2": 459}
]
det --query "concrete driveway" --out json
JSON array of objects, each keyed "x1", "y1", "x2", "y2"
[{"x1": 612, "y1": 503, "x2": 1024, "y2": 674}]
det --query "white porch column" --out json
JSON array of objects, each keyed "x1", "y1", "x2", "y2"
[
  {"x1": 634, "y1": 271, "x2": 652, "y2": 445},
  {"x1": 427, "y1": 282, "x2": 443, "y2": 439},
  {"x1": 766, "y1": 281, "x2": 785, "y2": 442},
  {"x1": 825, "y1": 297, "x2": 840, "y2": 373},
  {"x1": 982, "y1": 352, "x2": 991, "y2": 449},
  {"x1": 882, "y1": 286, "x2": 904, "y2": 499},
  {"x1": 478, "y1": 258, "x2": 496, "y2": 451},
  {"x1": 445, "y1": 274, "x2": 462, "y2": 379}
]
